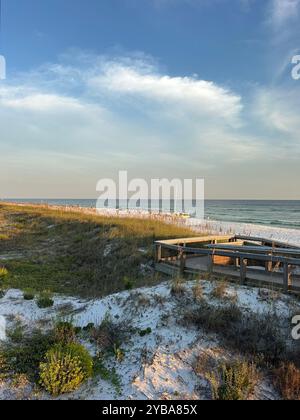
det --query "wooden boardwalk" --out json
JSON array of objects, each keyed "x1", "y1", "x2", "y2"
[{"x1": 154, "y1": 235, "x2": 300, "y2": 293}]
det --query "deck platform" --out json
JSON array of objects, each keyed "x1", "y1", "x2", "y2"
[{"x1": 154, "y1": 235, "x2": 300, "y2": 293}]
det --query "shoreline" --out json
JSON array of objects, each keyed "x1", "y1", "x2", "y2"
[{"x1": 2, "y1": 201, "x2": 300, "y2": 247}]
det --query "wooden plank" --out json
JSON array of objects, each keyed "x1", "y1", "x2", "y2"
[
  {"x1": 156, "y1": 235, "x2": 233, "y2": 246},
  {"x1": 234, "y1": 235, "x2": 300, "y2": 249},
  {"x1": 156, "y1": 243, "x2": 300, "y2": 266},
  {"x1": 206, "y1": 244, "x2": 300, "y2": 256}
]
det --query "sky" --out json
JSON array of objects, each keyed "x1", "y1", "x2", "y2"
[{"x1": 0, "y1": 0, "x2": 300, "y2": 199}]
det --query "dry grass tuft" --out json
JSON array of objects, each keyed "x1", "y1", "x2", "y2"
[{"x1": 274, "y1": 362, "x2": 300, "y2": 400}]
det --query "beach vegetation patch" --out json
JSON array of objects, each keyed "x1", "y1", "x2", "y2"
[
  {"x1": 37, "y1": 290, "x2": 54, "y2": 308},
  {"x1": 39, "y1": 343, "x2": 93, "y2": 396}
]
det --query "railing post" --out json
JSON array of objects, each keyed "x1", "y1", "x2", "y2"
[
  {"x1": 208, "y1": 253, "x2": 214, "y2": 273},
  {"x1": 156, "y1": 244, "x2": 162, "y2": 263},
  {"x1": 179, "y1": 248, "x2": 186, "y2": 276},
  {"x1": 283, "y1": 263, "x2": 292, "y2": 293},
  {"x1": 240, "y1": 258, "x2": 247, "y2": 284},
  {"x1": 265, "y1": 257, "x2": 273, "y2": 272}
]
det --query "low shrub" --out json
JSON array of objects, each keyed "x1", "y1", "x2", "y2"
[
  {"x1": 93, "y1": 353, "x2": 122, "y2": 394},
  {"x1": 7, "y1": 321, "x2": 25, "y2": 343},
  {"x1": 0, "y1": 267, "x2": 8, "y2": 278},
  {"x1": 139, "y1": 327, "x2": 152, "y2": 337},
  {"x1": 192, "y1": 281, "x2": 204, "y2": 303},
  {"x1": 274, "y1": 362, "x2": 300, "y2": 400},
  {"x1": 37, "y1": 291, "x2": 54, "y2": 309},
  {"x1": 91, "y1": 315, "x2": 128, "y2": 354},
  {"x1": 0, "y1": 234, "x2": 9, "y2": 241},
  {"x1": 0, "y1": 351, "x2": 9, "y2": 381},
  {"x1": 207, "y1": 360, "x2": 259, "y2": 400},
  {"x1": 54, "y1": 322, "x2": 77, "y2": 345},
  {"x1": 171, "y1": 278, "x2": 186, "y2": 297},
  {"x1": 184, "y1": 302, "x2": 242, "y2": 334},
  {"x1": 113, "y1": 344, "x2": 125, "y2": 363},
  {"x1": 23, "y1": 288, "x2": 35, "y2": 301},
  {"x1": 229, "y1": 313, "x2": 286, "y2": 365},
  {"x1": 11, "y1": 373, "x2": 30, "y2": 389},
  {"x1": 3, "y1": 329, "x2": 55, "y2": 381},
  {"x1": 0, "y1": 289, "x2": 6, "y2": 299},
  {"x1": 211, "y1": 281, "x2": 228, "y2": 300},
  {"x1": 82, "y1": 323, "x2": 95, "y2": 332},
  {"x1": 183, "y1": 302, "x2": 286, "y2": 365},
  {"x1": 123, "y1": 276, "x2": 135, "y2": 291},
  {"x1": 39, "y1": 343, "x2": 93, "y2": 396}
]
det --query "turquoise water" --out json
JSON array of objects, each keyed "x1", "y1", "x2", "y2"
[{"x1": 2, "y1": 199, "x2": 300, "y2": 230}]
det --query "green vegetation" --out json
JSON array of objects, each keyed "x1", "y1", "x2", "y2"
[
  {"x1": 93, "y1": 353, "x2": 122, "y2": 394},
  {"x1": 37, "y1": 290, "x2": 54, "y2": 308},
  {"x1": 1, "y1": 329, "x2": 55, "y2": 381},
  {"x1": 1, "y1": 321, "x2": 94, "y2": 397},
  {"x1": 90, "y1": 314, "x2": 128, "y2": 356},
  {"x1": 0, "y1": 203, "x2": 196, "y2": 297},
  {"x1": 23, "y1": 288, "x2": 35, "y2": 300},
  {"x1": 0, "y1": 267, "x2": 8, "y2": 278},
  {"x1": 207, "y1": 360, "x2": 259, "y2": 401},
  {"x1": 139, "y1": 327, "x2": 152, "y2": 337},
  {"x1": 54, "y1": 321, "x2": 77, "y2": 345},
  {"x1": 183, "y1": 301, "x2": 287, "y2": 365},
  {"x1": 39, "y1": 343, "x2": 93, "y2": 396}
]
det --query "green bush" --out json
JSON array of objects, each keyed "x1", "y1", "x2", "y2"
[
  {"x1": 3, "y1": 329, "x2": 55, "y2": 381},
  {"x1": 0, "y1": 267, "x2": 8, "y2": 278},
  {"x1": 7, "y1": 322, "x2": 25, "y2": 343},
  {"x1": 37, "y1": 291, "x2": 54, "y2": 309},
  {"x1": 139, "y1": 327, "x2": 152, "y2": 337},
  {"x1": 23, "y1": 288, "x2": 35, "y2": 301},
  {"x1": 0, "y1": 289, "x2": 6, "y2": 299},
  {"x1": 39, "y1": 343, "x2": 93, "y2": 396},
  {"x1": 123, "y1": 276, "x2": 135, "y2": 291},
  {"x1": 66, "y1": 343, "x2": 93, "y2": 379},
  {"x1": 207, "y1": 361, "x2": 259, "y2": 401}
]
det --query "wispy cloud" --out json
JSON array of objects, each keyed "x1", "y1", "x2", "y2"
[
  {"x1": 0, "y1": 51, "x2": 299, "y2": 197},
  {"x1": 269, "y1": 0, "x2": 300, "y2": 27}
]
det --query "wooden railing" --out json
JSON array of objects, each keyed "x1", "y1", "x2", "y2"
[{"x1": 154, "y1": 235, "x2": 300, "y2": 293}]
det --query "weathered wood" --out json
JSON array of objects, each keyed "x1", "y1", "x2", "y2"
[
  {"x1": 240, "y1": 258, "x2": 247, "y2": 284},
  {"x1": 179, "y1": 250, "x2": 186, "y2": 275},
  {"x1": 154, "y1": 236, "x2": 300, "y2": 293},
  {"x1": 265, "y1": 260, "x2": 273, "y2": 272},
  {"x1": 283, "y1": 264, "x2": 292, "y2": 293},
  {"x1": 155, "y1": 241, "x2": 300, "y2": 266},
  {"x1": 206, "y1": 244, "x2": 300, "y2": 256},
  {"x1": 208, "y1": 254, "x2": 214, "y2": 273},
  {"x1": 234, "y1": 235, "x2": 300, "y2": 250},
  {"x1": 157, "y1": 235, "x2": 234, "y2": 246},
  {"x1": 156, "y1": 244, "x2": 162, "y2": 262}
]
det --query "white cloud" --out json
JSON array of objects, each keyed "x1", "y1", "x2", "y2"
[
  {"x1": 270, "y1": 0, "x2": 300, "y2": 27},
  {"x1": 0, "y1": 51, "x2": 299, "y2": 198},
  {"x1": 88, "y1": 62, "x2": 243, "y2": 126}
]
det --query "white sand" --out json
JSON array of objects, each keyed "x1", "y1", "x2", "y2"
[
  {"x1": 0, "y1": 280, "x2": 298, "y2": 400},
  {"x1": 187, "y1": 218, "x2": 300, "y2": 247}
]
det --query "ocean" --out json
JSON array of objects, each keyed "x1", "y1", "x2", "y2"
[{"x1": 2, "y1": 199, "x2": 300, "y2": 230}]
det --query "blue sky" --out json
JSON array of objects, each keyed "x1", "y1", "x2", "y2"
[{"x1": 0, "y1": 0, "x2": 300, "y2": 198}]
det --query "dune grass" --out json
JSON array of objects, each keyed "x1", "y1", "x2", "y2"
[{"x1": 0, "y1": 203, "x2": 197, "y2": 297}]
